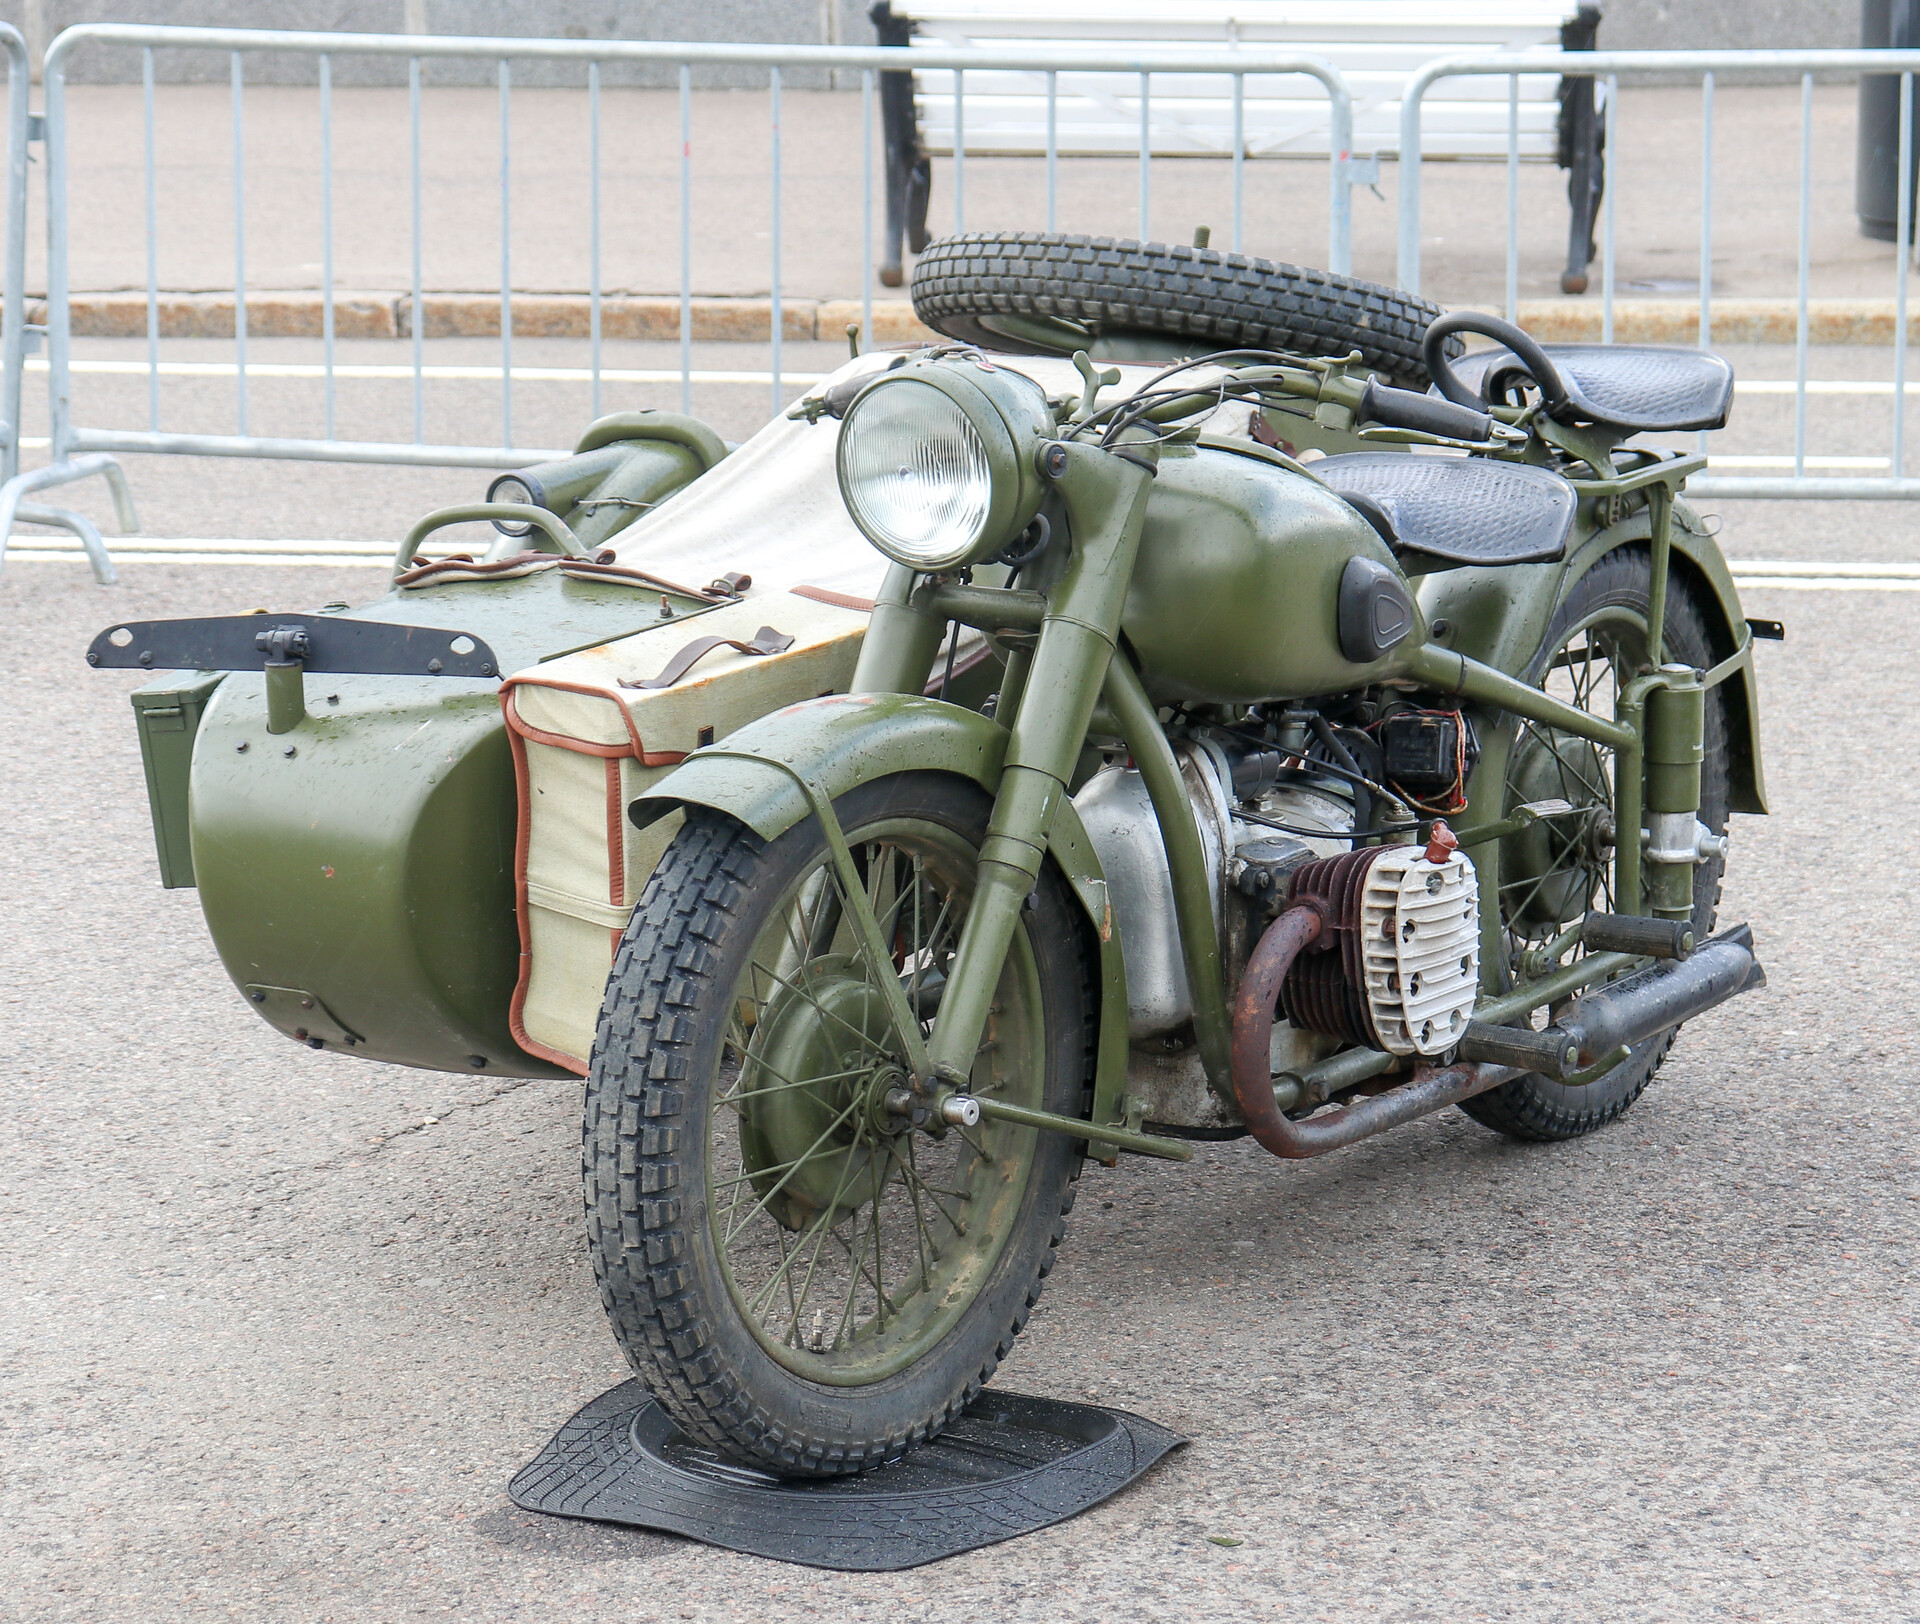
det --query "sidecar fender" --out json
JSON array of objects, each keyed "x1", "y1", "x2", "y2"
[{"x1": 631, "y1": 692, "x2": 1133, "y2": 1141}]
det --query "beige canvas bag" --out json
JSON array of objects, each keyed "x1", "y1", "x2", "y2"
[{"x1": 501, "y1": 590, "x2": 871, "y2": 1071}]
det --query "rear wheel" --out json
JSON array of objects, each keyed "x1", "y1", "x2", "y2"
[
  {"x1": 584, "y1": 773, "x2": 1093, "y2": 1476},
  {"x1": 1462, "y1": 547, "x2": 1731, "y2": 1142},
  {"x1": 910, "y1": 232, "x2": 1456, "y2": 390}
]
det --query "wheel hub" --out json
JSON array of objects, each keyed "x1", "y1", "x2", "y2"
[
  {"x1": 1501, "y1": 726, "x2": 1609, "y2": 934},
  {"x1": 735, "y1": 957, "x2": 903, "y2": 1231}
]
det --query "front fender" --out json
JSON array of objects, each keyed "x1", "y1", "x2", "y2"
[
  {"x1": 631, "y1": 691, "x2": 1008, "y2": 841},
  {"x1": 632, "y1": 692, "x2": 1133, "y2": 1148}
]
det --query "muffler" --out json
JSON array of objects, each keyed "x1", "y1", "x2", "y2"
[{"x1": 1457, "y1": 923, "x2": 1766, "y2": 1081}]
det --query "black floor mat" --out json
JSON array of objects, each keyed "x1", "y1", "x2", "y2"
[{"x1": 507, "y1": 1380, "x2": 1186, "y2": 1571}]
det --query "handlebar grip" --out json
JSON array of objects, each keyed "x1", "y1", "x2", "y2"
[{"x1": 1358, "y1": 379, "x2": 1495, "y2": 443}]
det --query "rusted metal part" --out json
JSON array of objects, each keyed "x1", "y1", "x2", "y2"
[
  {"x1": 1278, "y1": 848, "x2": 1383, "y2": 1048},
  {"x1": 1233, "y1": 902, "x2": 1523, "y2": 1160}
]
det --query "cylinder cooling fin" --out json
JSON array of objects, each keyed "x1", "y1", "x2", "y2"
[{"x1": 1281, "y1": 838, "x2": 1481, "y2": 1057}]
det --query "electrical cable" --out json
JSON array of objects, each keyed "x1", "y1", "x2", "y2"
[{"x1": 1234, "y1": 806, "x2": 1422, "y2": 842}]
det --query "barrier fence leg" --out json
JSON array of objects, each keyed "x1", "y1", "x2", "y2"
[{"x1": 0, "y1": 454, "x2": 133, "y2": 585}]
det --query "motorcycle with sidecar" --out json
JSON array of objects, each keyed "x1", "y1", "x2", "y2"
[{"x1": 91, "y1": 235, "x2": 1769, "y2": 1479}]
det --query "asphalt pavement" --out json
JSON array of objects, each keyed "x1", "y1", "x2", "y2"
[{"x1": 3, "y1": 360, "x2": 1918, "y2": 1621}]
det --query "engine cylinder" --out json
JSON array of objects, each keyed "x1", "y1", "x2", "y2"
[
  {"x1": 1281, "y1": 839, "x2": 1482, "y2": 1057},
  {"x1": 1280, "y1": 848, "x2": 1383, "y2": 1048}
]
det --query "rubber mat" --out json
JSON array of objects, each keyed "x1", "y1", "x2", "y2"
[{"x1": 507, "y1": 1380, "x2": 1186, "y2": 1571}]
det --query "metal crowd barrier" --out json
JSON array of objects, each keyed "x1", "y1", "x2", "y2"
[
  {"x1": 1398, "y1": 48, "x2": 1920, "y2": 501},
  {"x1": 12, "y1": 31, "x2": 1920, "y2": 582},
  {"x1": 0, "y1": 21, "x2": 127, "y2": 582},
  {"x1": 0, "y1": 22, "x2": 1360, "y2": 572}
]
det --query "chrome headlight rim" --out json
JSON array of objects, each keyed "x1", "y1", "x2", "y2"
[{"x1": 835, "y1": 362, "x2": 1049, "y2": 572}]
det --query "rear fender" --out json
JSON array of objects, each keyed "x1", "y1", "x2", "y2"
[
  {"x1": 632, "y1": 692, "x2": 1132, "y2": 1144},
  {"x1": 1566, "y1": 501, "x2": 1768, "y2": 814},
  {"x1": 1418, "y1": 504, "x2": 1765, "y2": 816}
]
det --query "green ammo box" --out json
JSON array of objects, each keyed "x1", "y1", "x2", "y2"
[{"x1": 130, "y1": 671, "x2": 225, "y2": 889}]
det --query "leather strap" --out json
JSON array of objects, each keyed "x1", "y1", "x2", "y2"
[
  {"x1": 556, "y1": 557, "x2": 731, "y2": 600},
  {"x1": 621, "y1": 626, "x2": 796, "y2": 690}
]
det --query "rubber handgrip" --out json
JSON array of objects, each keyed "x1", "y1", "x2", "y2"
[{"x1": 1359, "y1": 379, "x2": 1495, "y2": 443}]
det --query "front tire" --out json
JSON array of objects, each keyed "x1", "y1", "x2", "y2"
[{"x1": 584, "y1": 773, "x2": 1093, "y2": 1476}]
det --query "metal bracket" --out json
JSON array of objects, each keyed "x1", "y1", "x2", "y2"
[
  {"x1": 26, "y1": 112, "x2": 45, "y2": 145},
  {"x1": 244, "y1": 984, "x2": 363, "y2": 1050},
  {"x1": 688, "y1": 747, "x2": 934, "y2": 1084},
  {"x1": 85, "y1": 614, "x2": 502, "y2": 678},
  {"x1": 1335, "y1": 153, "x2": 1382, "y2": 194}
]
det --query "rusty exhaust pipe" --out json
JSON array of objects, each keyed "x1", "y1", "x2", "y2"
[{"x1": 1231, "y1": 904, "x2": 1524, "y2": 1160}]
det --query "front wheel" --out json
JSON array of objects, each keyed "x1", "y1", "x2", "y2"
[{"x1": 584, "y1": 772, "x2": 1094, "y2": 1477}]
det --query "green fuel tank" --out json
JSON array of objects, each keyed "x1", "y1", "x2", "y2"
[{"x1": 1120, "y1": 442, "x2": 1420, "y2": 707}]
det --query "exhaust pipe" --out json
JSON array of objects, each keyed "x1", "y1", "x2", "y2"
[
  {"x1": 1231, "y1": 914, "x2": 1766, "y2": 1158},
  {"x1": 1230, "y1": 905, "x2": 1525, "y2": 1160},
  {"x1": 1457, "y1": 923, "x2": 1766, "y2": 1081}
]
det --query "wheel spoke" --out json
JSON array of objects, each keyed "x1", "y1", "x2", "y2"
[
  {"x1": 896, "y1": 1136, "x2": 970, "y2": 1226},
  {"x1": 716, "y1": 1062, "x2": 871, "y2": 1110},
  {"x1": 1506, "y1": 611, "x2": 1640, "y2": 968},
  {"x1": 748, "y1": 1135, "x2": 871, "y2": 1322},
  {"x1": 885, "y1": 1136, "x2": 939, "y2": 1287},
  {"x1": 1515, "y1": 715, "x2": 1611, "y2": 808},
  {"x1": 745, "y1": 955, "x2": 891, "y2": 1065},
  {"x1": 721, "y1": 1096, "x2": 864, "y2": 1245}
]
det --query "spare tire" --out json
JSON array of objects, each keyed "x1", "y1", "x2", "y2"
[{"x1": 911, "y1": 232, "x2": 1456, "y2": 391}]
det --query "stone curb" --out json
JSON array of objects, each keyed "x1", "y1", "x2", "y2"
[
  {"x1": 19, "y1": 291, "x2": 943, "y2": 345},
  {"x1": 16, "y1": 291, "x2": 1918, "y2": 347},
  {"x1": 1503, "y1": 298, "x2": 1920, "y2": 345}
]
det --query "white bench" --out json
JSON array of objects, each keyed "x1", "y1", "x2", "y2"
[{"x1": 871, "y1": 0, "x2": 1606, "y2": 293}]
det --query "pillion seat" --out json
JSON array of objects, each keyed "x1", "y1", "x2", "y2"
[
  {"x1": 1315, "y1": 451, "x2": 1577, "y2": 571},
  {"x1": 1449, "y1": 343, "x2": 1736, "y2": 434}
]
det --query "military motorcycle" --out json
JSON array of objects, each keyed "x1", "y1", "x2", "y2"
[
  {"x1": 589, "y1": 301, "x2": 1769, "y2": 1475},
  {"x1": 88, "y1": 235, "x2": 1770, "y2": 1484}
]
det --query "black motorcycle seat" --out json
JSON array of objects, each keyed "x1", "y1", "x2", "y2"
[
  {"x1": 1315, "y1": 451, "x2": 1576, "y2": 569},
  {"x1": 1447, "y1": 342, "x2": 1735, "y2": 434}
]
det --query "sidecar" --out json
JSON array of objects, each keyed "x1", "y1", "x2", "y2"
[{"x1": 106, "y1": 360, "x2": 1094, "y2": 1077}]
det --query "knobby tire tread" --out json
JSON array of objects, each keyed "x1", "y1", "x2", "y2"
[
  {"x1": 911, "y1": 231, "x2": 1456, "y2": 389},
  {"x1": 584, "y1": 801, "x2": 1095, "y2": 1477}
]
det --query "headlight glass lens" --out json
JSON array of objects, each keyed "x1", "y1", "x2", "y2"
[{"x1": 840, "y1": 379, "x2": 995, "y2": 568}]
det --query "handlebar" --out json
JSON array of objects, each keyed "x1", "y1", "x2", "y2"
[
  {"x1": 1356, "y1": 379, "x2": 1497, "y2": 443},
  {"x1": 392, "y1": 503, "x2": 587, "y2": 581},
  {"x1": 1422, "y1": 311, "x2": 1572, "y2": 421}
]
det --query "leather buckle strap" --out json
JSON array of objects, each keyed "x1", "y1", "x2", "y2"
[{"x1": 620, "y1": 626, "x2": 796, "y2": 691}]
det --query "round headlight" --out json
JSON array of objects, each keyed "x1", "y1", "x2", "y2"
[{"x1": 836, "y1": 363, "x2": 1051, "y2": 571}]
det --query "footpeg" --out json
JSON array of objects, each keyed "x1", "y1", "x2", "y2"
[{"x1": 1580, "y1": 911, "x2": 1694, "y2": 960}]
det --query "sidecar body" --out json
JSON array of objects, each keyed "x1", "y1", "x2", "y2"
[{"x1": 117, "y1": 361, "x2": 1038, "y2": 1077}]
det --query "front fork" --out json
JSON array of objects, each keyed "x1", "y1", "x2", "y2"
[{"x1": 856, "y1": 440, "x2": 1157, "y2": 1100}]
